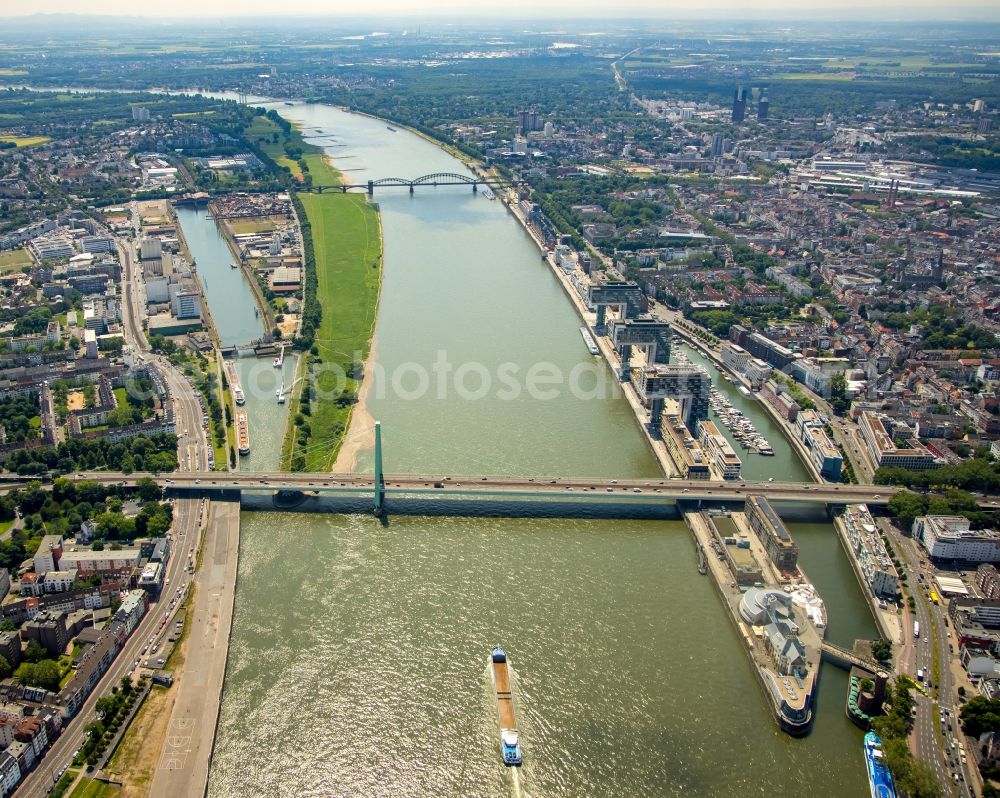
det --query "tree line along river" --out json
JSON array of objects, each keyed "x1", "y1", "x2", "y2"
[{"x1": 177, "y1": 97, "x2": 878, "y2": 798}]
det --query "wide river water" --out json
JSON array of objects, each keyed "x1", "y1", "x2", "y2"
[{"x1": 191, "y1": 99, "x2": 877, "y2": 797}]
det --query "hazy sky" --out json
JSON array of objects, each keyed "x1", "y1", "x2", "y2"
[{"x1": 3, "y1": 0, "x2": 998, "y2": 17}]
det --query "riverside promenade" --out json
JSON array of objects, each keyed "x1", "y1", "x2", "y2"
[{"x1": 148, "y1": 498, "x2": 240, "y2": 798}]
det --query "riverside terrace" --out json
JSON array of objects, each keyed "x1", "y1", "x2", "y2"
[{"x1": 0, "y1": 471, "x2": 952, "y2": 511}]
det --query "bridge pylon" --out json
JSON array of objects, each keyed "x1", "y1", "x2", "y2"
[{"x1": 373, "y1": 421, "x2": 385, "y2": 516}]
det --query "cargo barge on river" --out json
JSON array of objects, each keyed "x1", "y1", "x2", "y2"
[{"x1": 490, "y1": 646, "x2": 523, "y2": 766}]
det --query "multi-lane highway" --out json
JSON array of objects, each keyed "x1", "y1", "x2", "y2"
[
  {"x1": 886, "y1": 517, "x2": 976, "y2": 798},
  {"x1": 31, "y1": 471, "x2": 918, "y2": 507},
  {"x1": 15, "y1": 493, "x2": 205, "y2": 798},
  {"x1": 15, "y1": 212, "x2": 214, "y2": 797}
]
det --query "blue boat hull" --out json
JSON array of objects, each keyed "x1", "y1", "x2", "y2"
[{"x1": 864, "y1": 732, "x2": 897, "y2": 798}]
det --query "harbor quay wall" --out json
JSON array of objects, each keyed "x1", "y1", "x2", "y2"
[
  {"x1": 831, "y1": 514, "x2": 895, "y2": 643},
  {"x1": 147, "y1": 498, "x2": 240, "y2": 798},
  {"x1": 170, "y1": 200, "x2": 223, "y2": 349},
  {"x1": 684, "y1": 511, "x2": 817, "y2": 736},
  {"x1": 501, "y1": 198, "x2": 677, "y2": 477},
  {"x1": 666, "y1": 324, "x2": 822, "y2": 483},
  {"x1": 208, "y1": 200, "x2": 275, "y2": 334}
]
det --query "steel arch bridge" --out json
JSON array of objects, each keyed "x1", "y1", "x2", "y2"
[
  {"x1": 375, "y1": 172, "x2": 477, "y2": 186},
  {"x1": 310, "y1": 173, "x2": 524, "y2": 194}
]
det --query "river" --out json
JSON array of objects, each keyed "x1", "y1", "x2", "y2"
[{"x1": 200, "y1": 100, "x2": 876, "y2": 798}]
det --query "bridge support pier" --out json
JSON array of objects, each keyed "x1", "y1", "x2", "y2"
[
  {"x1": 648, "y1": 398, "x2": 664, "y2": 437},
  {"x1": 409, "y1": 184, "x2": 414, "y2": 194},
  {"x1": 619, "y1": 344, "x2": 632, "y2": 382},
  {"x1": 472, "y1": 182, "x2": 477, "y2": 193},
  {"x1": 373, "y1": 421, "x2": 385, "y2": 517},
  {"x1": 367, "y1": 180, "x2": 374, "y2": 197},
  {"x1": 655, "y1": 338, "x2": 672, "y2": 365}
]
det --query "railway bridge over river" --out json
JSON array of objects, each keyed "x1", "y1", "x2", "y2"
[{"x1": 305, "y1": 172, "x2": 526, "y2": 195}]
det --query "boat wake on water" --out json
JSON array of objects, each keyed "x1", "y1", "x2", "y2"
[{"x1": 510, "y1": 766, "x2": 525, "y2": 798}]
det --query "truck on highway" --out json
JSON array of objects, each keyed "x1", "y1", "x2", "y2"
[{"x1": 914, "y1": 621, "x2": 920, "y2": 639}]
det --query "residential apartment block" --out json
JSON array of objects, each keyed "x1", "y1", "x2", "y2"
[
  {"x1": 699, "y1": 419, "x2": 742, "y2": 480},
  {"x1": 842, "y1": 505, "x2": 898, "y2": 598},
  {"x1": 915, "y1": 516, "x2": 1000, "y2": 563}
]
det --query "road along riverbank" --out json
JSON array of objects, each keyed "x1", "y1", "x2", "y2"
[{"x1": 148, "y1": 497, "x2": 240, "y2": 798}]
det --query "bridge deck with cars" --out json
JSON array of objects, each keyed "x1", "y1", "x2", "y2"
[{"x1": 43, "y1": 471, "x2": 908, "y2": 508}]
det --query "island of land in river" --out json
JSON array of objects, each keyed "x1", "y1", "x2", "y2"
[{"x1": 250, "y1": 113, "x2": 383, "y2": 472}]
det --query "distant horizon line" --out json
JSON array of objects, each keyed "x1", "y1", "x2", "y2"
[{"x1": 1, "y1": 9, "x2": 1000, "y2": 22}]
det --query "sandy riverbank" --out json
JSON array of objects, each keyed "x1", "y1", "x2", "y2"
[{"x1": 330, "y1": 330, "x2": 379, "y2": 474}]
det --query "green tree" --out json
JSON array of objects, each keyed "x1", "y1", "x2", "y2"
[
  {"x1": 898, "y1": 758, "x2": 943, "y2": 798},
  {"x1": 887, "y1": 491, "x2": 928, "y2": 531},
  {"x1": 145, "y1": 513, "x2": 171, "y2": 537},
  {"x1": 23, "y1": 640, "x2": 47, "y2": 664},
  {"x1": 15, "y1": 659, "x2": 61, "y2": 691},
  {"x1": 135, "y1": 476, "x2": 162, "y2": 503},
  {"x1": 95, "y1": 695, "x2": 117, "y2": 719},
  {"x1": 871, "y1": 639, "x2": 893, "y2": 663},
  {"x1": 960, "y1": 696, "x2": 1000, "y2": 737}
]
